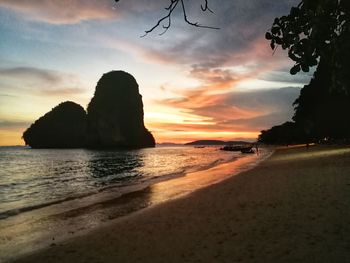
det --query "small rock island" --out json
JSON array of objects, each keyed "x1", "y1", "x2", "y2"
[
  {"x1": 22, "y1": 71, "x2": 155, "y2": 149},
  {"x1": 22, "y1": 101, "x2": 87, "y2": 148}
]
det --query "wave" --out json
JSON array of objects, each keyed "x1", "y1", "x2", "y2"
[{"x1": 0, "y1": 153, "x2": 239, "y2": 221}]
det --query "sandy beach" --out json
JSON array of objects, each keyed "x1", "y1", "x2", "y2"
[{"x1": 12, "y1": 145, "x2": 350, "y2": 263}]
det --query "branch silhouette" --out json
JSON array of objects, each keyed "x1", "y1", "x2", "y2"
[{"x1": 115, "y1": 0, "x2": 219, "y2": 36}]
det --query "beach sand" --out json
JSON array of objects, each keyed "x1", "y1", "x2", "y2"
[{"x1": 13, "y1": 145, "x2": 350, "y2": 263}]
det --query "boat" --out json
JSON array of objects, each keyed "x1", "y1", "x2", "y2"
[
  {"x1": 240, "y1": 147, "x2": 255, "y2": 154},
  {"x1": 220, "y1": 145, "x2": 251, "y2": 152}
]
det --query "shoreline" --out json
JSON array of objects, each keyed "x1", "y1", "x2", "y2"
[
  {"x1": 9, "y1": 145, "x2": 350, "y2": 262},
  {"x1": 0, "y1": 146, "x2": 249, "y2": 221},
  {"x1": 1, "y1": 148, "x2": 271, "y2": 262}
]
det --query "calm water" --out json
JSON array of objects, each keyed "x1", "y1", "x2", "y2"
[{"x1": 0, "y1": 146, "x2": 238, "y2": 219}]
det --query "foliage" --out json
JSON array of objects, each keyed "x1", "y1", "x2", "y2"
[
  {"x1": 258, "y1": 122, "x2": 306, "y2": 144},
  {"x1": 260, "y1": 0, "x2": 350, "y2": 144},
  {"x1": 266, "y1": 0, "x2": 349, "y2": 91},
  {"x1": 293, "y1": 60, "x2": 350, "y2": 140},
  {"x1": 259, "y1": 58, "x2": 350, "y2": 144}
]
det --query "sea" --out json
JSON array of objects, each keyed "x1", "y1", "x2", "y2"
[{"x1": 0, "y1": 145, "x2": 271, "y2": 261}]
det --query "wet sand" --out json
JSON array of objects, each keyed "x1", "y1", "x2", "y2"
[{"x1": 12, "y1": 145, "x2": 350, "y2": 262}]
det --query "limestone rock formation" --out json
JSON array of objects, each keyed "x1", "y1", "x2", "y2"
[
  {"x1": 23, "y1": 101, "x2": 87, "y2": 148},
  {"x1": 87, "y1": 71, "x2": 155, "y2": 148},
  {"x1": 22, "y1": 71, "x2": 155, "y2": 149}
]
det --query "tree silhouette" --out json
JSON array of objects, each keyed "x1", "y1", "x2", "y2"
[
  {"x1": 258, "y1": 122, "x2": 306, "y2": 145},
  {"x1": 259, "y1": 0, "x2": 350, "y2": 144},
  {"x1": 293, "y1": 60, "x2": 350, "y2": 140},
  {"x1": 259, "y1": 57, "x2": 350, "y2": 144},
  {"x1": 114, "y1": 1, "x2": 350, "y2": 143},
  {"x1": 266, "y1": 0, "x2": 349, "y2": 92}
]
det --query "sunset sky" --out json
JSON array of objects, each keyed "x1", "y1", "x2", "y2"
[{"x1": 0, "y1": 0, "x2": 313, "y2": 146}]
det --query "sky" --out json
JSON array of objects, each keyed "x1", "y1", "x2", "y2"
[{"x1": 0, "y1": 0, "x2": 313, "y2": 146}]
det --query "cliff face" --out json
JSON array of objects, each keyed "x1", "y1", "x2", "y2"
[
  {"x1": 86, "y1": 71, "x2": 155, "y2": 148},
  {"x1": 23, "y1": 71, "x2": 155, "y2": 149},
  {"x1": 22, "y1": 101, "x2": 87, "y2": 148}
]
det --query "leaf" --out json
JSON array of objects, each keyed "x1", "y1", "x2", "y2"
[
  {"x1": 290, "y1": 64, "x2": 300, "y2": 75},
  {"x1": 265, "y1": 32, "x2": 272, "y2": 40},
  {"x1": 270, "y1": 41, "x2": 275, "y2": 50},
  {"x1": 290, "y1": 7, "x2": 299, "y2": 17},
  {"x1": 275, "y1": 37, "x2": 283, "y2": 45},
  {"x1": 301, "y1": 64, "x2": 310, "y2": 72},
  {"x1": 271, "y1": 26, "x2": 280, "y2": 34}
]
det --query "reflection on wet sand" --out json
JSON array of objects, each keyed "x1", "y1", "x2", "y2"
[
  {"x1": 0, "y1": 149, "x2": 271, "y2": 262},
  {"x1": 148, "y1": 152, "x2": 265, "y2": 204}
]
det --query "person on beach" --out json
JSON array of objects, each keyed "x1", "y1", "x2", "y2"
[{"x1": 254, "y1": 143, "x2": 259, "y2": 155}]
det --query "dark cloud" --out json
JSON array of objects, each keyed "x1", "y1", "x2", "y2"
[
  {"x1": 140, "y1": 0, "x2": 299, "y2": 68},
  {"x1": 40, "y1": 88, "x2": 85, "y2": 96},
  {"x1": 200, "y1": 87, "x2": 301, "y2": 127},
  {"x1": 0, "y1": 120, "x2": 30, "y2": 129},
  {"x1": 259, "y1": 68, "x2": 314, "y2": 84},
  {"x1": 0, "y1": 67, "x2": 62, "y2": 84},
  {"x1": 0, "y1": 66, "x2": 85, "y2": 96},
  {"x1": 221, "y1": 87, "x2": 301, "y2": 111}
]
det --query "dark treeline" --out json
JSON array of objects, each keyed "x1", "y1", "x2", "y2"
[
  {"x1": 259, "y1": 0, "x2": 350, "y2": 144},
  {"x1": 259, "y1": 60, "x2": 350, "y2": 144}
]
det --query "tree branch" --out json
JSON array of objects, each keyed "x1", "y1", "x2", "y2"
[
  {"x1": 201, "y1": 0, "x2": 213, "y2": 13},
  {"x1": 115, "y1": 0, "x2": 219, "y2": 37}
]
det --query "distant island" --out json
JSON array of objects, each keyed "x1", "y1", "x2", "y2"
[
  {"x1": 156, "y1": 142, "x2": 183, "y2": 147},
  {"x1": 23, "y1": 71, "x2": 155, "y2": 149},
  {"x1": 185, "y1": 140, "x2": 251, "y2": 146}
]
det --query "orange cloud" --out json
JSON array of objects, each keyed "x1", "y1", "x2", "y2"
[
  {"x1": 148, "y1": 121, "x2": 260, "y2": 144},
  {"x1": 143, "y1": 33, "x2": 301, "y2": 144},
  {"x1": 0, "y1": 0, "x2": 119, "y2": 24}
]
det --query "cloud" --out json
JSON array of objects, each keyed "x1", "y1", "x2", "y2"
[
  {"x1": 40, "y1": 88, "x2": 85, "y2": 96},
  {"x1": 0, "y1": 120, "x2": 30, "y2": 129},
  {"x1": 259, "y1": 68, "x2": 314, "y2": 84},
  {"x1": 197, "y1": 87, "x2": 301, "y2": 129},
  {"x1": 154, "y1": 87, "x2": 301, "y2": 139},
  {"x1": 0, "y1": 0, "x2": 119, "y2": 24},
  {"x1": 136, "y1": 0, "x2": 304, "y2": 142},
  {"x1": 0, "y1": 67, "x2": 62, "y2": 83},
  {"x1": 0, "y1": 66, "x2": 85, "y2": 96},
  {"x1": 0, "y1": 0, "x2": 304, "y2": 144},
  {"x1": 136, "y1": 0, "x2": 298, "y2": 64}
]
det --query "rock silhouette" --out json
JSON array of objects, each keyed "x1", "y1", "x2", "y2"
[
  {"x1": 23, "y1": 71, "x2": 155, "y2": 149},
  {"x1": 87, "y1": 71, "x2": 155, "y2": 148},
  {"x1": 22, "y1": 101, "x2": 87, "y2": 148}
]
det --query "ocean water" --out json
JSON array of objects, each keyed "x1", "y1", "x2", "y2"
[
  {"x1": 0, "y1": 145, "x2": 272, "y2": 261},
  {"x1": 0, "y1": 146, "x2": 239, "y2": 219}
]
